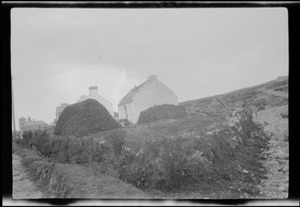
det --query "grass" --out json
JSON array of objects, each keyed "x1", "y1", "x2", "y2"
[
  {"x1": 13, "y1": 107, "x2": 270, "y2": 199},
  {"x1": 13, "y1": 145, "x2": 148, "y2": 199},
  {"x1": 180, "y1": 77, "x2": 288, "y2": 110}
]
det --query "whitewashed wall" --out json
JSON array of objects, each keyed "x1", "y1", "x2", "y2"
[{"x1": 118, "y1": 79, "x2": 178, "y2": 124}]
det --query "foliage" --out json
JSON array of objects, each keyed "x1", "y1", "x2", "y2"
[
  {"x1": 137, "y1": 104, "x2": 187, "y2": 124},
  {"x1": 119, "y1": 119, "x2": 131, "y2": 127},
  {"x1": 114, "y1": 109, "x2": 269, "y2": 191},
  {"x1": 15, "y1": 108, "x2": 269, "y2": 194},
  {"x1": 103, "y1": 129, "x2": 126, "y2": 156},
  {"x1": 15, "y1": 129, "x2": 114, "y2": 165},
  {"x1": 115, "y1": 135, "x2": 214, "y2": 190},
  {"x1": 15, "y1": 130, "x2": 34, "y2": 147}
]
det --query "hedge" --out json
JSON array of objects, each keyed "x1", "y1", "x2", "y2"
[{"x1": 137, "y1": 104, "x2": 187, "y2": 124}]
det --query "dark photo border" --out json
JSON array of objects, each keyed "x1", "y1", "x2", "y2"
[{"x1": 2, "y1": 1, "x2": 299, "y2": 206}]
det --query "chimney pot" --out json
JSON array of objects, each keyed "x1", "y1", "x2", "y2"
[{"x1": 89, "y1": 86, "x2": 98, "y2": 96}]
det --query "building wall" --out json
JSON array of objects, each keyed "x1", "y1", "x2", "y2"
[
  {"x1": 118, "y1": 102, "x2": 134, "y2": 121},
  {"x1": 18, "y1": 117, "x2": 26, "y2": 129},
  {"x1": 119, "y1": 80, "x2": 178, "y2": 124},
  {"x1": 20, "y1": 124, "x2": 48, "y2": 132},
  {"x1": 118, "y1": 105, "x2": 126, "y2": 120}
]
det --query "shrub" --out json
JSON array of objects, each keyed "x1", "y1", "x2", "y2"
[
  {"x1": 116, "y1": 135, "x2": 212, "y2": 190},
  {"x1": 103, "y1": 129, "x2": 126, "y2": 156},
  {"x1": 115, "y1": 109, "x2": 269, "y2": 191},
  {"x1": 19, "y1": 130, "x2": 34, "y2": 147},
  {"x1": 137, "y1": 104, "x2": 187, "y2": 124},
  {"x1": 119, "y1": 119, "x2": 131, "y2": 127},
  {"x1": 31, "y1": 130, "x2": 50, "y2": 154},
  {"x1": 17, "y1": 128, "x2": 113, "y2": 165}
]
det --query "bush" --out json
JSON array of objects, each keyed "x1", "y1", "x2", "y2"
[
  {"x1": 103, "y1": 129, "x2": 126, "y2": 156},
  {"x1": 116, "y1": 135, "x2": 212, "y2": 190},
  {"x1": 31, "y1": 130, "x2": 50, "y2": 154},
  {"x1": 17, "y1": 130, "x2": 34, "y2": 147},
  {"x1": 115, "y1": 109, "x2": 269, "y2": 191},
  {"x1": 137, "y1": 104, "x2": 187, "y2": 124},
  {"x1": 16, "y1": 128, "x2": 115, "y2": 166},
  {"x1": 119, "y1": 119, "x2": 131, "y2": 127}
]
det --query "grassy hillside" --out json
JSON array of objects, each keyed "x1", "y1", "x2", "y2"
[
  {"x1": 83, "y1": 107, "x2": 270, "y2": 198},
  {"x1": 180, "y1": 76, "x2": 288, "y2": 115}
]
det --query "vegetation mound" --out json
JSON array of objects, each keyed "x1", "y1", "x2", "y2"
[
  {"x1": 54, "y1": 99, "x2": 121, "y2": 136},
  {"x1": 137, "y1": 104, "x2": 187, "y2": 124},
  {"x1": 114, "y1": 109, "x2": 269, "y2": 194},
  {"x1": 14, "y1": 106, "x2": 270, "y2": 198},
  {"x1": 14, "y1": 145, "x2": 147, "y2": 198}
]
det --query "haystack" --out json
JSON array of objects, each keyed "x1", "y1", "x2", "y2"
[
  {"x1": 137, "y1": 104, "x2": 187, "y2": 124},
  {"x1": 54, "y1": 99, "x2": 121, "y2": 136}
]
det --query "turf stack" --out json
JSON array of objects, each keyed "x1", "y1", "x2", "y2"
[
  {"x1": 137, "y1": 104, "x2": 187, "y2": 124},
  {"x1": 54, "y1": 99, "x2": 121, "y2": 136}
]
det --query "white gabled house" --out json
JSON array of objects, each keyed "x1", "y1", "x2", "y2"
[{"x1": 118, "y1": 75, "x2": 178, "y2": 124}]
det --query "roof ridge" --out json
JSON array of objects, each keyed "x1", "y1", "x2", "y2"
[
  {"x1": 118, "y1": 79, "x2": 150, "y2": 106},
  {"x1": 159, "y1": 81, "x2": 176, "y2": 96}
]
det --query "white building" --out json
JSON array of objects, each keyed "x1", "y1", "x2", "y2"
[
  {"x1": 118, "y1": 75, "x2": 178, "y2": 124},
  {"x1": 77, "y1": 86, "x2": 114, "y2": 116},
  {"x1": 18, "y1": 116, "x2": 48, "y2": 132},
  {"x1": 54, "y1": 103, "x2": 69, "y2": 123}
]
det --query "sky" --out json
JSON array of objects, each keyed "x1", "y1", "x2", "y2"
[{"x1": 11, "y1": 8, "x2": 288, "y2": 128}]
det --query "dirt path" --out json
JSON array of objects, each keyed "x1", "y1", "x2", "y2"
[
  {"x1": 253, "y1": 105, "x2": 289, "y2": 198},
  {"x1": 13, "y1": 154, "x2": 45, "y2": 199}
]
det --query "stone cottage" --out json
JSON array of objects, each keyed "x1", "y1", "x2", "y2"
[
  {"x1": 77, "y1": 86, "x2": 114, "y2": 116},
  {"x1": 118, "y1": 75, "x2": 178, "y2": 124}
]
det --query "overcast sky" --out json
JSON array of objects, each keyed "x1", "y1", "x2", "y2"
[{"x1": 11, "y1": 8, "x2": 288, "y2": 127}]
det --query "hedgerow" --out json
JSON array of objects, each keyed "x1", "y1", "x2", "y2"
[
  {"x1": 15, "y1": 108, "x2": 269, "y2": 193},
  {"x1": 15, "y1": 128, "x2": 123, "y2": 166}
]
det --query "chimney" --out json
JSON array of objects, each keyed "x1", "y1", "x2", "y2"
[
  {"x1": 147, "y1": 75, "x2": 157, "y2": 81},
  {"x1": 89, "y1": 86, "x2": 98, "y2": 97},
  {"x1": 28, "y1": 117, "x2": 31, "y2": 122}
]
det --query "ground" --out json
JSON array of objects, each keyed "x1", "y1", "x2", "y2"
[
  {"x1": 253, "y1": 105, "x2": 289, "y2": 198},
  {"x1": 12, "y1": 154, "x2": 46, "y2": 199},
  {"x1": 12, "y1": 146, "x2": 149, "y2": 199}
]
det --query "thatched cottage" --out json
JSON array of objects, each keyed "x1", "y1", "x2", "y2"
[{"x1": 118, "y1": 75, "x2": 178, "y2": 123}]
